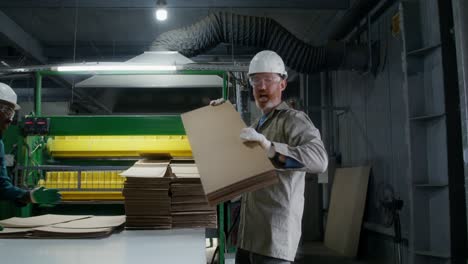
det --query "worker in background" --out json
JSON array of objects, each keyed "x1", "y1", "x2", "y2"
[
  {"x1": 0, "y1": 83, "x2": 61, "y2": 231},
  {"x1": 210, "y1": 50, "x2": 328, "y2": 263}
]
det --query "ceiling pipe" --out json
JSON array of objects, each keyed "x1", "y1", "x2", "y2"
[{"x1": 328, "y1": 0, "x2": 394, "y2": 41}]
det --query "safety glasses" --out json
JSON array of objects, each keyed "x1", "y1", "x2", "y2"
[{"x1": 249, "y1": 75, "x2": 282, "y2": 87}]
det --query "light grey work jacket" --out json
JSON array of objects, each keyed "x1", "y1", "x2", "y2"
[{"x1": 238, "y1": 102, "x2": 328, "y2": 261}]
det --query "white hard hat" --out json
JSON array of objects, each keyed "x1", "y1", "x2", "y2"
[
  {"x1": 0, "y1": 82, "x2": 20, "y2": 110},
  {"x1": 248, "y1": 50, "x2": 288, "y2": 78}
]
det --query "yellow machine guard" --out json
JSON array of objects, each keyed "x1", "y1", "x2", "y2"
[
  {"x1": 46, "y1": 135, "x2": 192, "y2": 158},
  {"x1": 43, "y1": 135, "x2": 191, "y2": 200},
  {"x1": 38, "y1": 171, "x2": 125, "y2": 200}
]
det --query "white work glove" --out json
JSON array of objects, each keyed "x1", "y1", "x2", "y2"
[
  {"x1": 240, "y1": 128, "x2": 275, "y2": 158},
  {"x1": 209, "y1": 98, "x2": 226, "y2": 106}
]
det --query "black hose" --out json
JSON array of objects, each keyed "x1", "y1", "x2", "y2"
[
  {"x1": 210, "y1": 245, "x2": 220, "y2": 264},
  {"x1": 150, "y1": 12, "x2": 368, "y2": 73}
]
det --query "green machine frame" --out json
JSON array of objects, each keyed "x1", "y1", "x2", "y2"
[{"x1": 18, "y1": 69, "x2": 229, "y2": 264}]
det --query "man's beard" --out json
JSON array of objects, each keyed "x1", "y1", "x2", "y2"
[{"x1": 256, "y1": 99, "x2": 279, "y2": 114}]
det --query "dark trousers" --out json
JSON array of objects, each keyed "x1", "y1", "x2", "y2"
[{"x1": 235, "y1": 248, "x2": 291, "y2": 264}]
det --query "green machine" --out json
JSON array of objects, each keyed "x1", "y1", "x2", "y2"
[{"x1": 8, "y1": 68, "x2": 233, "y2": 264}]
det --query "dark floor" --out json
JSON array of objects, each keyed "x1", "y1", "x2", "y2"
[
  {"x1": 206, "y1": 241, "x2": 372, "y2": 264},
  {"x1": 294, "y1": 243, "x2": 368, "y2": 264}
]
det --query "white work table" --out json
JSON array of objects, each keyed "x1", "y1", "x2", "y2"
[{"x1": 0, "y1": 229, "x2": 206, "y2": 264}]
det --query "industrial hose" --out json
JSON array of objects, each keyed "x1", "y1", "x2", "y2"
[{"x1": 150, "y1": 12, "x2": 368, "y2": 73}]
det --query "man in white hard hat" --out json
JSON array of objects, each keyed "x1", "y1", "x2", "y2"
[
  {"x1": 211, "y1": 50, "x2": 328, "y2": 263},
  {"x1": 0, "y1": 83, "x2": 61, "y2": 231}
]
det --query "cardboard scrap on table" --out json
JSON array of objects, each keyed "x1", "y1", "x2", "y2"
[
  {"x1": 0, "y1": 215, "x2": 125, "y2": 239},
  {"x1": 0, "y1": 214, "x2": 92, "y2": 228},
  {"x1": 181, "y1": 101, "x2": 278, "y2": 206},
  {"x1": 31, "y1": 226, "x2": 114, "y2": 239},
  {"x1": 52, "y1": 215, "x2": 126, "y2": 229}
]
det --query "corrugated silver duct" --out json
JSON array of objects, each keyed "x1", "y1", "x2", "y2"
[{"x1": 150, "y1": 12, "x2": 369, "y2": 73}]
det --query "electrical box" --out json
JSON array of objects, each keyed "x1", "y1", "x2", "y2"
[
  {"x1": 22, "y1": 117, "x2": 50, "y2": 135},
  {"x1": 23, "y1": 117, "x2": 36, "y2": 135},
  {"x1": 35, "y1": 118, "x2": 50, "y2": 135}
]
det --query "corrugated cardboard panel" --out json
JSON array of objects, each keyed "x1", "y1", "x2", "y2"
[
  {"x1": 0, "y1": 215, "x2": 92, "y2": 228},
  {"x1": 181, "y1": 102, "x2": 277, "y2": 205},
  {"x1": 324, "y1": 166, "x2": 370, "y2": 257},
  {"x1": 120, "y1": 160, "x2": 169, "y2": 178},
  {"x1": 52, "y1": 216, "x2": 125, "y2": 229},
  {"x1": 170, "y1": 163, "x2": 200, "y2": 178}
]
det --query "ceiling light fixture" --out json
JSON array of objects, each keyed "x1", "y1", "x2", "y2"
[
  {"x1": 56, "y1": 64, "x2": 177, "y2": 72},
  {"x1": 155, "y1": 0, "x2": 167, "y2": 21}
]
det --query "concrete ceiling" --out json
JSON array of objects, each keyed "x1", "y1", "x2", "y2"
[{"x1": 0, "y1": 0, "x2": 349, "y2": 113}]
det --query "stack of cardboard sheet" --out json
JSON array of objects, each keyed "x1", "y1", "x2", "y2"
[
  {"x1": 121, "y1": 160, "x2": 172, "y2": 229},
  {"x1": 181, "y1": 102, "x2": 278, "y2": 206},
  {"x1": 171, "y1": 182, "x2": 214, "y2": 212},
  {"x1": 171, "y1": 211, "x2": 217, "y2": 228},
  {"x1": 169, "y1": 162, "x2": 217, "y2": 228},
  {"x1": 0, "y1": 215, "x2": 125, "y2": 238}
]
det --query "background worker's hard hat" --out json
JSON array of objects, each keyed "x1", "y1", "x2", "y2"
[
  {"x1": 248, "y1": 50, "x2": 288, "y2": 78},
  {"x1": 0, "y1": 82, "x2": 20, "y2": 110}
]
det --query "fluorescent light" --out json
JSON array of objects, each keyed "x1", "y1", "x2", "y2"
[
  {"x1": 156, "y1": 8, "x2": 167, "y2": 21},
  {"x1": 56, "y1": 65, "x2": 177, "y2": 72}
]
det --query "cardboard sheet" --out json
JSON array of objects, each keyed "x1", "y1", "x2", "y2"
[
  {"x1": 172, "y1": 195, "x2": 207, "y2": 204},
  {"x1": 31, "y1": 226, "x2": 113, "y2": 239},
  {"x1": 171, "y1": 183, "x2": 205, "y2": 196},
  {"x1": 125, "y1": 216, "x2": 172, "y2": 229},
  {"x1": 170, "y1": 163, "x2": 200, "y2": 178},
  {"x1": 123, "y1": 188, "x2": 170, "y2": 198},
  {"x1": 120, "y1": 160, "x2": 170, "y2": 178},
  {"x1": 181, "y1": 101, "x2": 277, "y2": 205},
  {"x1": 171, "y1": 203, "x2": 215, "y2": 212},
  {"x1": 33, "y1": 226, "x2": 112, "y2": 234},
  {"x1": 171, "y1": 211, "x2": 217, "y2": 229},
  {"x1": 324, "y1": 166, "x2": 370, "y2": 257},
  {"x1": 0, "y1": 228, "x2": 33, "y2": 238},
  {"x1": 52, "y1": 216, "x2": 125, "y2": 229},
  {"x1": 124, "y1": 205, "x2": 171, "y2": 216},
  {"x1": 0, "y1": 215, "x2": 122, "y2": 239},
  {"x1": 0, "y1": 214, "x2": 92, "y2": 228},
  {"x1": 0, "y1": 227, "x2": 32, "y2": 233}
]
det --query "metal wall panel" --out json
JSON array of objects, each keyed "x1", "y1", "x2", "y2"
[
  {"x1": 328, "y1": 3, "x2": 410, "y2": 262},
  {"x1": 329, "y1": 0, "x2": 467, "y2": 262},
  {"x1": 452, "y1": 0, "x2": 468, "y2": 239}
]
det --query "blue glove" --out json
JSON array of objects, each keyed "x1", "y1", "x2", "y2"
[{"x1": 31, "y1": 187, "x2": 61, "y2": 205}]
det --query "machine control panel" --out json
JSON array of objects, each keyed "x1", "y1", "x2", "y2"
[{"x1": 23, "y1": 117, "x2": 50, "y2": 135}]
